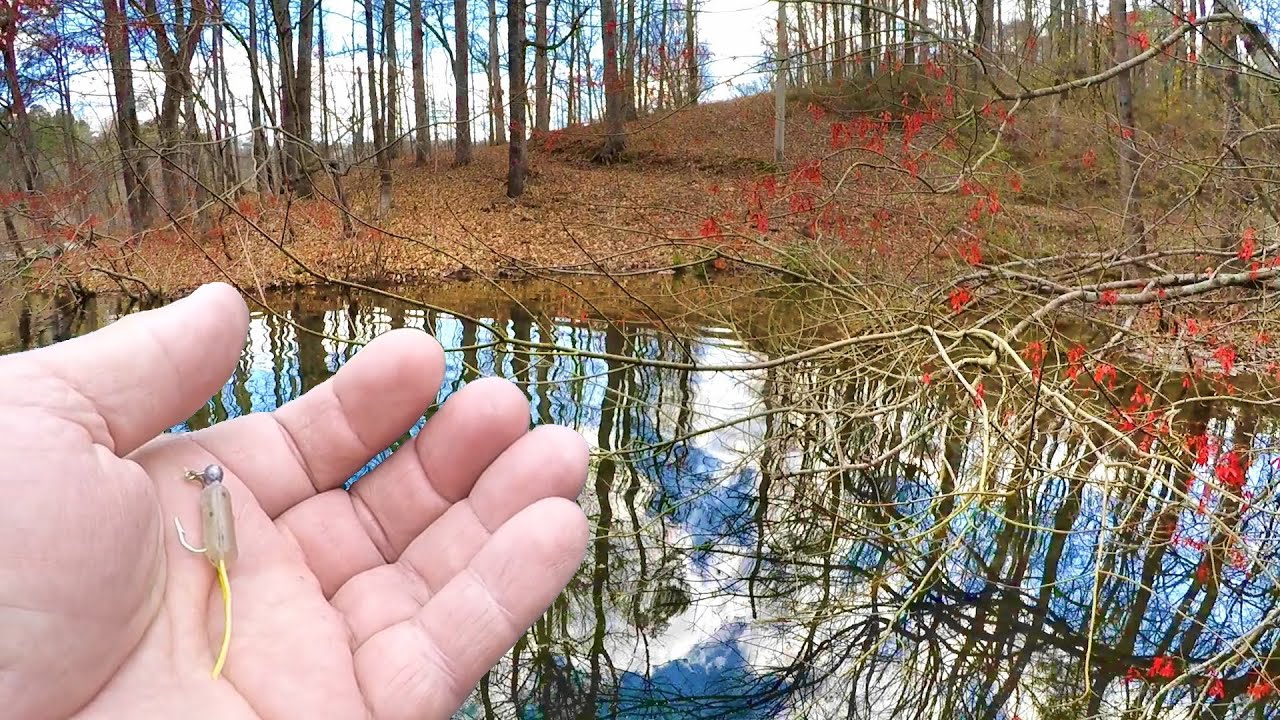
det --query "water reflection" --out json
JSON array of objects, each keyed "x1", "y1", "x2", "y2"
[{"x1": 6, "y1": 282, "x2": 1280, "y2": 719}]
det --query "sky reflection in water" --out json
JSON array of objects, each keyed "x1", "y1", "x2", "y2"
[{"x1": 11, "y1": 283, "x2": 1280, "y2": 719}]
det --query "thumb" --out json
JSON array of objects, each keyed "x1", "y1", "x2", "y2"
[{"x1": 4, "y1": 282, "x2": 249, "y2": 455}]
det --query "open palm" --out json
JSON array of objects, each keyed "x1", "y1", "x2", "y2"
[{"x1": 0, "y1": 283, "x2": 590, "y2": 720}]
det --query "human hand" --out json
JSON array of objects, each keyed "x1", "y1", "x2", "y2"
[{"x1": 0, "y1": 283, "x2": 590, "y2": 719}]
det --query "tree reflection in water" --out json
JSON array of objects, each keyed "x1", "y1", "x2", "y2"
[{"x1": 6, "y1": 281, "x2": 1280, "y2": 720}]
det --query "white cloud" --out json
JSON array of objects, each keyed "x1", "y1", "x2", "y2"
[{"x1": 699, "y1": 0, "x2": 773, "y2": 99}]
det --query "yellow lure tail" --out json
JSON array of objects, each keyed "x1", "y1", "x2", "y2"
[{"x1": 212, "y1": 557, "x2": 231, "y2": 679}]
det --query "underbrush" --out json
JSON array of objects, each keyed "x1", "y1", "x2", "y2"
[{"x1": 790, "y1": 69, "x2": 1258, "y2": 224}]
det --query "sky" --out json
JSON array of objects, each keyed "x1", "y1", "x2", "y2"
[
  {"x1": 62, "y1": 0, "x2": 778, "y2": 139},
  {"x1": 52, "y1": 0, "x2": 1280, "y2": 137}
]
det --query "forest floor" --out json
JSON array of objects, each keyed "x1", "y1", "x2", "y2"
[
  {"x1": 40, "y1": 88, "x2": 1122, "y2": 299},
  {"x1": 20, "y1": 80, "x2": 1280, "y2": 393}
]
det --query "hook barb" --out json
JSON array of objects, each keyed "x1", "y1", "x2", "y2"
[{"x1": 174, "y1": 516, "x2": 207, "y2": 554}]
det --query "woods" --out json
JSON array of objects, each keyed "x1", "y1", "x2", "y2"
[
  {"x1": 0, "y1": 0, "x2": 714, "y2": 231},
  {"x1": 0, "y1": 0, "x2": 1275, "y2": 292}
]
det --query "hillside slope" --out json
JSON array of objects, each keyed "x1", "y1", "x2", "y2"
[{"x1": 45, "y1": 91, "x2": 1133, "y2": 297}]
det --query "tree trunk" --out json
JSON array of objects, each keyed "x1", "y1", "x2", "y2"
[
  {"x1": 365, "y1": 0, "x2": 392, "y2": 213},
  {"x1": 685, "y1": 0, "x2": 698, "y2": 102},
  {"x1": 354, "y1": 66, "x2": 366, "y2": 159},
  {"x1": 1216, "y1": 1, "x2": 1244, "y2": 248},
  {"x1": 832, "y1": 3, "x2": 845, "y2": 81},
  {"x1": 383, "y1": 0, "x2": 401, "y2": 158},
  {"x1": 271, "y1": 0, "x2": 314, "y2": 197},
  {"x1": 156, "y1": 106, "x2": 185, "y2": 215},
  {"x1": 568, "y1": 0, "x2": 579, "y2": 122},
  {"x1": 916, "y1": 0, "x2": 927, "y2": 62},
  {"x1": 211, "y1": 49, "x2": 226, "y2": 194},
  {"x1": 229, "y1": 92, "x2": 244, "y2": 186},
  {"x1": 0, "y1": 18, "x2": 39, "y2": 192},
  {"x1": 995, "y1": 0, "x2": 1004, "y2": 59},
  {"x1": 102, "y1": 0, "x2": 150, "y2": 233},
  {"x1": 1090, "y1": 0, "x2": 1100, "y2": 73},
  {"x1": 548, "y1": 44, "x2": 561, "y2": 115},
  {"x1": 1171, "y1": 0, "x2": 1186, "y2": 88},
  {"x1": 144, "y1": 0, "x2": 207, "y2": 214},
  {"x1": 1072, "y1": 0, "x2": 1083, "y2": 64},
  {"x1": 585, "y1": 53, "x2": 595, "y2": 121},
  {"x1": 859, "y1": 1, "x2": 872, "y2": 76},
  {"x1": 411, "y1": 0, "x2": 430, "y2": 162},
  {"x1": 262, "y1": 2, "x2": 286, "y2": 189},
  {"x1": 774, "y1": 0, "x2": 787, "y2": 164},
  {"x1": 3, "y1": 200, "x2": 22, "y2": 260},
  {"x1": 296, "y1": 0, "x2": 315, "y2": 193},
  {"x1": 903, "y1": 0, "x2": 915, "y2": 64},
  {"x1": 488, "y1": 0, "x2": 507, "y2": 144},
  {"x1": 454, "y1": 0, "x2": 473, "y2": 164},
  {"x1": 1196, "y1": 0, "x2": 1206, "y2": 88},
  {"x1": 507, "y1": 0, "x2": 528, "y2": 196},
  {"x1": 534, "y1": 0, "x2": 550, "y2": 131},
  {"x1": 248, "y1": 0, "x2": 271, "y2": 192},
  {"x1": 595, "y1": 0, "x2": 625, "y2": 160},
  {"x1": 54, "y1": 15, "x2": 80, "y2": 176},
  {"x1": 1045, "y1": 0, "x2": 1058, "y2": 60},
  {"x1": 818, "y1": 0, "x2": 828, "y2": 80},
  {"x1": 329, "y1": 165, "x2": 355, "y2": 236},
  {"x1": 1110, "y1": 0, "x2": 1145, "y2": 252},
  {"x1": 624, "y1": 0, "x2": 637, "y2": 118},
  {"x1": 217, "y1": 25, "x2": 241, "y2": 193},
  {"x1": 795, "y1": 2, "x2": 808, "y2": 86},
  {"x1": 637, "y1": 0, "x2": 649, "y2": 112},
  {"x1": 183, "y1": 87, "x2": 210, "y2": 214},
  {"x1": 319, "y1": 0, "x2": 331, "y2": 158},
  {"x1": 975, "y1": 0, "x2": 994, "y2": 57},
  {"x1": 657, "y1": 0, "x2": 668, "y2": 106}
]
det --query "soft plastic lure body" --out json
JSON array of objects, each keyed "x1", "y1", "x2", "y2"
[{"x1": 175, "y1": 464, "x2": 237, "y2": 679}]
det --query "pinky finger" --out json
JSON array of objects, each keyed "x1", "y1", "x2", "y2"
[{"x1": 352, "y1": 497, "x2": 589, "y2": 720}]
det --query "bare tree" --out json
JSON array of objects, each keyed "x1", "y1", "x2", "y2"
[
  {"x1": 247, "y1": 0, "x2": 273, "y2": 192},
  {"x1": 568, "y1": 0, "x2": 579, "y2": 122},
  {"x1": 507, "y1": 0, "x2": 527, "y2": 196},
  {"x1": 685, "y1": 0, "x2": 697, "y2": 103},
  {"x1": 0, "y1": 9, "x2": 38, "y2": 192},
  {"x1": 383, "y1": 0, "x2": 401, "y2": 159},
  {"x1": 365, "y1": 0, "x2": 392, "y2": 213},
  {"x1": 534, "y1": 0, "x2": 549, "y2": 132},
  {"x1": 624, "y1": 0, "x2": 636, "y2": 118},
  {"x1": 353, "y1": 65, "x2": 366, "y2": 159},
  {"x1": 975, "y1": 0, "x2": 994, "y2": 57},
  {"x1": 141, "y1": 0, "x2": 208, "y2": 212},
  {"x1": 1110, "y1": 0, "x2": 1146, "y2": 251},
  {"x1": 102, "y1": 0, "x2": 150, "y2": 233},
  {"x1": 594, "y1": 0, "x2": 625, "y2": 161},
  {"x1": 269, "y1": 0, "x2": 315, "y2": 197},
  {"x1": 774, "y1": 0, "x2": 787, "y2": 164},
  {"x1": 902, "y1": 0, "x2": 914, "y2": 64},
  {"x1": 212, "y1": 19, "x2": 239, "y2": 193},
  {"x1": 454, "y1": 0, "x2": 472, "y2": 164},
  {"x1": 859, "y1": 0, "x2": 871, "y2": 76},
  {"x1": 916, "y1": 0, "x2": 927, "y2": 63},
  {"x1": 318, "y1": 0, "x2": 330, "y2": 157},
  {"x1": 832, "y1": 0, "x2": 845, "y2": 80},
  {"x1": 488, "y1": 0, "x2": 506, "y2": 144},
  {"x1": 411, "y1": 0, "x2": 429, "y2": 163}
]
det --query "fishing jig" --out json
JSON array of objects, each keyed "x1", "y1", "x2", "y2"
[{"x1": 174, "y1": 463, "x2": 237, "y2": 680}]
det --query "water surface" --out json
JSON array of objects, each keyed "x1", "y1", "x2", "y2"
[{"x1": 7, "y1": 280, "x2": 1280, "y2": 720}]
